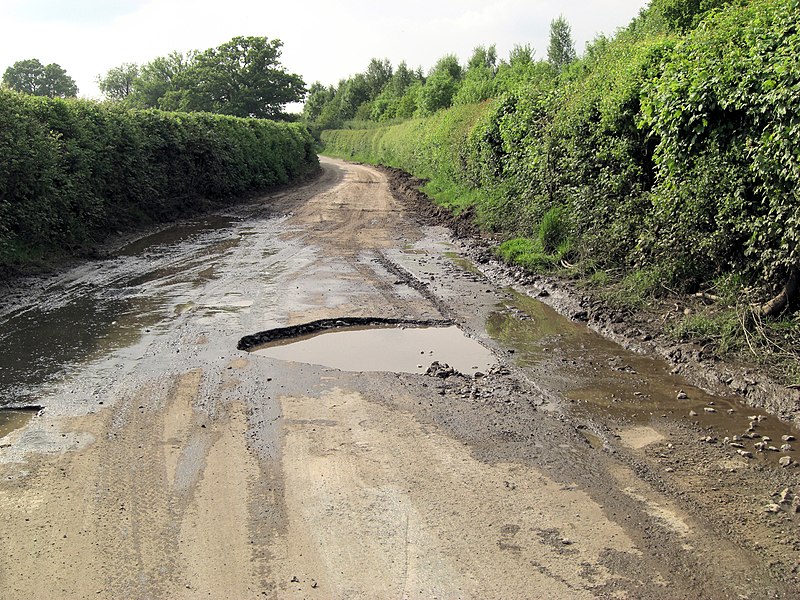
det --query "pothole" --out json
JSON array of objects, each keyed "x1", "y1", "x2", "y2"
[
  {"x1": 239, "y1": 317, "x2": 497, "y2": 374},
  {"x1": 0, "y1": 407, "x2": 40, "y2": 439}
]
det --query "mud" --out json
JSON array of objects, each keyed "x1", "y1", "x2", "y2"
[
  {"x1": 487, "y1": 288, "x2": 799, "y2": 466},
  {"x1": 0, "y1": 157, "x2": 798, "y2": 599}
]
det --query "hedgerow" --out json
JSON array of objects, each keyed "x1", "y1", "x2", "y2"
[
  {"x1": 321, "y1": 0, "x2": 799, "y2": 309},
  {"x1": 0, "y1": 90, "x2": 318, "y2": 270}
]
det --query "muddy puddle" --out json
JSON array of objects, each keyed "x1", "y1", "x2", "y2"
[
  {"x1": 116, "y1": 215, "x2": 236, "y2": 256},
  {"x1": 0, "y1": 410, "x2": 34, "y2": 438},
  {"x1": 247, "y1": 324, "x2": 496, "y2": 375},
  {"x1": 487, "y1": 289, "x2": 799, "y2": 464},
  {"x1": 0, "y1": 215, "x2": 243, "y2": 406}
]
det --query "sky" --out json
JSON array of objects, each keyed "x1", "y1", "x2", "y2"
[{"x1": 0, "y1": 0, "x2": 651, "y2": 106}]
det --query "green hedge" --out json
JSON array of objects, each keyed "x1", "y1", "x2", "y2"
[
  {"x1": 0, "y1": 90, "x2": 318, "y2": 270},
  {"x1": 321, "y1": 0, "x2": 799, "y2": 301}
]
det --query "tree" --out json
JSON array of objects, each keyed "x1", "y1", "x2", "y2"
[
  {"x1": 97, "y1": 63, "x2": 139, "y2": 101},
  {"x1": 336, "y1": 74, "x2": 371, "y2": 120},
  {"x1": 650, "y1": 0, "x2": 734, "y2": 31},
  {"x1": 134, "y1": 52, "x2": 193, "y2": 109},
  {"x1": 508, "y1": 44, "x2": 535, "y2": 68},
  {"x1": 453, "y1": 45, "x2": 499, "y2": 105},
  {"x1": 177, "y1": 36, "x2": 305, "y2": 119},
  {"x1": 548, "y1": 16, "x2": 577, "y2": 71},
  {"x1": 303, "y1": 82, "x2": 336, "y2": 122},
  {"x1": 2, "y1": 58, "x2": 78, "y2": 97},
  {"x1": 364, "y1": 58, "x2": 393, "y2": 100},
  {"x1": 467, "y1": 45, "x2": 498, "y2": 73},
  {"x1": 418, "y1": 54, "x2": 463, "y2": 114}
]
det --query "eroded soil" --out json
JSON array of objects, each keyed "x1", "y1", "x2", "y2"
[{"x1": 0, "y1": 158, "x2": 798, "y2": 599}]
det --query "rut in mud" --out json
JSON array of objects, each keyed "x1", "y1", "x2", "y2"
[{"x1": 0, "y1": 157, "x2": 798, "y2": 599}]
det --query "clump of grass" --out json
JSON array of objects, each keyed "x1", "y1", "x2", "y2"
[
  {"x1": 495, "y1": 237, "x2": 558, "y2": 271},
  {"x1": 586, "y1": 269, "x2": 610, "y2": 287},
  {"x1": 420, "y1": 177, "x2": 480, "y2": 215},
  {"x1": 671, "y1": 309, "x2": 744, "y2": 355},
  {"x1": 538, "y1": 205, "x2": 571, "y2": 254},
  {"x1": 602, "y1": 267, "x2": 664, "y2": 309},
  {"x1": 494, "y1": 206, "x2": 576, "y2": 273}
]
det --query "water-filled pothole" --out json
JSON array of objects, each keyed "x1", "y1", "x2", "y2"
[
  {"x1": 240, "y1": 318, "x2": 496, "y2": 374},
  {"x1": 0, "y1": 409, "x2": 36, "y2": 439}
]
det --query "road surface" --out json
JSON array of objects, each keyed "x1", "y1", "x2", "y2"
[{"x1": 0, "y1": 157, "x2": 797, "y2": 599}]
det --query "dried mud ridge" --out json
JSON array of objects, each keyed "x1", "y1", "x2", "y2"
[{"x1": 237, "y1": 317, "x2": 453, "y2": 351}]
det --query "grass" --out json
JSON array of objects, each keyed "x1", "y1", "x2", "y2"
[
  {"x1": 419, "y1": 177, "x2": 480, "y2": 215},
  {"x1": 495, "y1": 237, "x2": 559, "y2": 271}
]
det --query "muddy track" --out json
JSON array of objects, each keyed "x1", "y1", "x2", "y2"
[{"x1": 0, "y1": 157, "x2": 798, "y2": 599}]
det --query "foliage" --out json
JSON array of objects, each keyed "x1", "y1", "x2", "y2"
[
  {"x1": 2, "y1": 59, "x2": 78, "y2": 98},
  {"x1": 648, "y1": 0, "x2": 739, "y2": 31},
  {"x1": 97, "y1": 63, "x2": 139, "y2": 101},
  {"x1": 547, "y1": 16, "x2": 577, "y2": 71},
  {"x1": 320, "y1": 0, "x2": 800, "y2": 322},
  {"x1": 98, "y1": 37, "x2": 304, "y2": 119},
  {"x1": 0, "y1": 90, "x2": 318, "y2": 270},
  {"x1": 453, "y1": 46, "x2": 499, "y2": 106},
  {"x1": 642, "y1": 0, "x2": 800, "y2": 293},
  {"x1": 495, "y1": 238, "x2": 558, "y2": 271}
]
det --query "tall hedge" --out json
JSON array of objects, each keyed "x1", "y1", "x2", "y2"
[
  {"x1": 0, "y1": 90, "x2": 318, "y2": 270},
  {"x1": 322, "y1": 0, "x2": 800, "y2": 301}
]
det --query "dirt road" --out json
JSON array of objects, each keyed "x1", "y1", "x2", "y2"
[{"x1": 0, "y1": 158, "x2": 798, "y2": 599}]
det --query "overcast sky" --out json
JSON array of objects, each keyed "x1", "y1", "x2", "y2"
[{"x1": 0, "y1": 0, "x2": 650, "y2": 103}]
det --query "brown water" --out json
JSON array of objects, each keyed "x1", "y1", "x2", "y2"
[
  {"x1": 0, "y1": 410, "x2": 33, "y2": 438},
  {"x1": 251, "y1": 325, "x2": 496, "y2": 374},
  {"x1": 487, "y1": 289, "x2": 799, "y2": 464}
]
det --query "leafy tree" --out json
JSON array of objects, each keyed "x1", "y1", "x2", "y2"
[
  {"x1": 2, "y1": 58, "x2": 78, "y2": 97},
  {"x1": 97, "y1": 63, "x2": 139, "y2": 101},
  {"x1": 548, "y1": 16, "x2": 577, "y2": 71},
  {"x1": 364, "y1": 58, "x2": 393, "y2": 99},
  {"x1": 98, "y1": 37, "x2": 304, "y2": 118},
  {"x1": 508, "y1": 44, "x2": 535, "y2": 68},
  {"x1": 336, "y1": 74, "x2": 371, "y2": 120},
  {"x1": 467, "y1": 45, "x2": 498, "y2": 73},
  {"x1": 133, "y1": 52, "x2": 193, "y2": 109},
  {"x1": 389, "y1": 61, "x2": 417, "y2": 96},
  {"x1": 369, "y1": 62, "x2": 424, "y2": 122},
  {"x1": 303, "y1": 82, "x2": 336, "y2": 122},
  {"x1": 418, "y1": 54, "x2": 463, "y2": 114},
  {"x1": 454, "y1": 45, "x2": 498, "y2": 105},
  {"x1": 178, "y1": 36, "x2": 305, "y2": 118},
  {"x1": 649, "y1": 0, "x2": 736, "y2": 31}
]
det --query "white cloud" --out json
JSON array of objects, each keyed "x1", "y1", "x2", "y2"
[{"x1": 0, "y1": 0, "x2": 649, "y2": 99}]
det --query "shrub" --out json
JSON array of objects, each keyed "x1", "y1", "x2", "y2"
[{"x1": 0, "y1": 90, "x2": 318, "y2": 269}]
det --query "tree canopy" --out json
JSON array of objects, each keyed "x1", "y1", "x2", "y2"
[
  {"x1": 97, "y1": 36, "x2": 305, "y2": 119},
  {"x1": 2, "y1": 59, "x2": 78, "y2": 98},
  {"x1": 547, "y1": 16, "x2": 577, "y2": 71}
]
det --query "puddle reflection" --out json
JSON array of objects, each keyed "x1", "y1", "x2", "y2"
[{"x1": 251, "y1": 325, "x2": 496, "y2": 374}]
